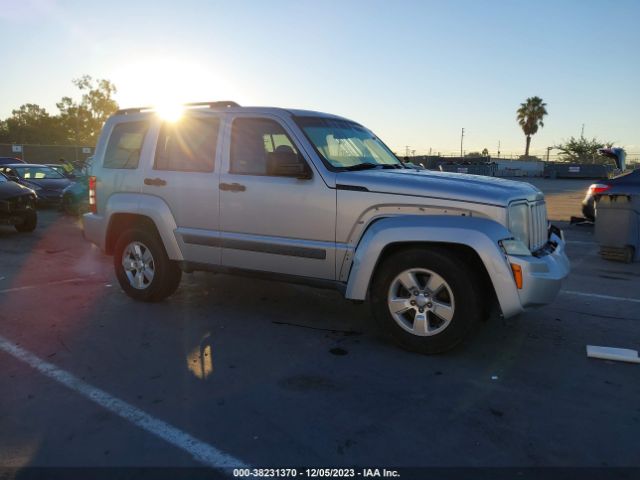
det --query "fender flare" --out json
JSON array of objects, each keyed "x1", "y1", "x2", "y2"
[
  {"x1": 105, "y1": 193, "x2": 183, "y2": 260},
  {"x1": 344, "y1": 215, "x2": 523, "y2": 318}
]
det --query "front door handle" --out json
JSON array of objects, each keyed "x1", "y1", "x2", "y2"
[
  {"x1": 219, "y1": 182, "x2": 246, "y2": 192},
  {"x1": 144, "y1": 177, "x2": 167, "y2": 187}
]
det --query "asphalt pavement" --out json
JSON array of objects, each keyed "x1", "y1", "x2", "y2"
[{"x1": 1, "y1": 181, "x2": 639, "y2": 474}]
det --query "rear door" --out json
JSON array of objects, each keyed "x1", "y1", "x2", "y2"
[
  {"x1": 96, "y1": 118, "x2": 151, "y2": 210},
  {"x1": 141, "y1": 113, "x2": 222, "y2": 265}
]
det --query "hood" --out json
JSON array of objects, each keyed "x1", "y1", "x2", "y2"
[
  {"x1": 336, "y1": 168, "x2": 543, "y2": 206},
  {"x1": 0, "y1": 180, "x2": 35, "y2": 199},
  {"x1": 21, "y1": 177, "x2": 72, "y2": 191}
]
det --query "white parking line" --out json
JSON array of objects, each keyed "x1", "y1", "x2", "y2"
[
  {"x1": 561, "y1": 290, "x2": 640, "y2": 304},
  {"x1": 0, "y1": 277, "x2": 97, "y2": 294},
  {"x1": 0, "y1": 335, "x2": 248, "y2": 469}
]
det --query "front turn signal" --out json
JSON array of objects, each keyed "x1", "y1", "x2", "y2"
[{"x1": 510, "y1": 263, "x2": 523, "y2": 289}]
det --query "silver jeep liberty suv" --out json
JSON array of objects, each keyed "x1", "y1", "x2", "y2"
[{"x1": 83, "y1": 101, "x2": 570, "y2": 353}]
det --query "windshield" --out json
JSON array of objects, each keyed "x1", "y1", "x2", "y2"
[
  {"x1": 15, "y1": 165, "x2": 65, "y2": 180},
  {"x1": 295, "y1": 116, "x2": 402, "y2": 170},
  {"x1": 48, "y1": 165, "x2": 66, "y2": 174}
]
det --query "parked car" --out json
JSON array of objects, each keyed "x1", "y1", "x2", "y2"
[
  {"x1": 0, "y1": 157, "x2": 26, "y2": 166},
  {"x1": 582, "y1": 169, "x2": 640, "y2": 221},
  {"x1": 60, "y1": 157, "x2": 93, "y2": 215},
  {"x1": 82, "y1": 101, "x2": 569, "y2": 354},
  {"x1": 0, "y1": 164, "x2": 72, "y2": 206},
  {"x1": 62, "y1": 175, "x2": 89, "y2": 215},
  {"x1": 46, "y1": 163, "x2": 76, "y2": 179},
  {"x1": 0, "y1": 172, "x2": 38, "y2": 232}
]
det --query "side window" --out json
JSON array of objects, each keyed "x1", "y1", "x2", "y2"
[
  {"x1": 103, "y1": 121, "x2": 148, "y2": 169},
  {"x1": 154, "y1": 116, "x2": 219, "y2": 172},
  {"x1": 230, "y1": 118, "x2": 300, "y2": 175}
]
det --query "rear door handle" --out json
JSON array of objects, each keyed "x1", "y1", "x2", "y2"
[
  {"x1": 144, "y1": 177, "x2": 167, "y2": 187},
  {"x1": 219, "y1": 182, "x2": 246, "y2": 192}
]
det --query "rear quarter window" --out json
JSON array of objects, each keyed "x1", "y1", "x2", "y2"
[{"x1": 103, "y1": 121, "x2": 149, "y2": 169}]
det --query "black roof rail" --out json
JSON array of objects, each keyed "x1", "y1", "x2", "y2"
[
  {"x1": 114, "y1": 101, "x2": 240, "y2": 115},
  {"x1": 183, "y1": 101, "x2": 240, "y2": 108},
  {"x1": 114, "y1": 106, "x2": 153, "y2": 115}
]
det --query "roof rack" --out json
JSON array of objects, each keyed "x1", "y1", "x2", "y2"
[{"x1": 114, "y1": 101, "x2": 240, "y2": 115}]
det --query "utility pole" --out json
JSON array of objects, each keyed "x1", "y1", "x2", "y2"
[
  {"x1": 497, "y1": 140, "x2": 501, "y2": 158},
  {"x1": 405, "y1": 145, "x2": 410, "y2": 158},
  {"x1": 460, "y1": 128, "x2": 464, "y2": 158},
  {"x1": 581, "y1": 124, "x2": 585, "y2": 138}
]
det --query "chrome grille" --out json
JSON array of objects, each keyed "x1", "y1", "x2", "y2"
[{"x1": 529, "y1": 201, "x2": 548, "y2": 252}]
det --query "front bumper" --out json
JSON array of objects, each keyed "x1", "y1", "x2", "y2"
[
  {"x1": 506, "y1": 228, "x2": 570, "y2": 312},
  {"x1": 36, "y1": 191, "x2": 64, "y2": 206}
]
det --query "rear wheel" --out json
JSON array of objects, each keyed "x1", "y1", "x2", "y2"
[
  {"x1": 15, "y1": 210, "x2": 37, "y2": 232},
  {"x1": 370, "y1": 248, "x2": 483, "y2": 354},
  {"x1": 62, "y1": 194, "x2": 80, "y2": 215},
  {"x1": 113, "y1": 229, "x2": 182, "y2": 302}
]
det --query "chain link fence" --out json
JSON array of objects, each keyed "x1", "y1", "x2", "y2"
[
  {"x1": 0, "y1": 143, "x2": 94, "y2": 165},
  {"x1": 400, "y1": 151, "x2": 640, "y2": 164}
]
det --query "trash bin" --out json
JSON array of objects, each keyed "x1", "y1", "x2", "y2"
[{"x1": 595, "y1": 193, "x2": 640, "y2": 263}]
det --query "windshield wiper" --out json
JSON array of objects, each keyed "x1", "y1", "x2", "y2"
[
  {"x1": 341, "y1": 163, "x2": 404, "y2": 171},
  {"x1": 340, "y1": 163, "x2": 380, "y2": 171}
]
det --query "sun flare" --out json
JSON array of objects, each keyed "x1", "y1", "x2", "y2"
[
  {"x1": 154, "y1": 102, "x2": 184, "y2": 122},
  {"x1": 110, "y1": 55, "x2": 243, "y2": 117}
]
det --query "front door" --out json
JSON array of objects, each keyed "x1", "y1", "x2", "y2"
[{"x1": 218, "y1": 115, "x2": 336, "y2": 280}]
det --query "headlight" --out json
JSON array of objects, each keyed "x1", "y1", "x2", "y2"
[
  {"x1": 499, "y1": 238, "x2": 531, "y2": 256},
  {"x1": 508, "y1": 203, "x2": 529, "y2": 245}
]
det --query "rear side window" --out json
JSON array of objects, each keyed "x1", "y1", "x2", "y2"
[
  {"x1": 230, "y1": 118, "x2": 299, "y2": 175},
  {"x1": 103, "y1": 121, "x2": 148, "y2": 169},
  {"x1": 154, "y1": 116, "x2": 219, "y2": 172}
]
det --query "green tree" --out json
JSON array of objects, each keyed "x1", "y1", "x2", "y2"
[
  {"x1": 56, "y1": 75, "x2": 118, "y2": 144},
  {"x1": 517, "y1": 96, "x2": 548, "y2": 157},
  {"x1": 554, "y1": 136, "x2": 614, "y2": 164},
  {"x1": 0, "y1": 104, "x2": 66, "y2": 144}
]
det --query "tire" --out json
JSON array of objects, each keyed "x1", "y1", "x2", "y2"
[
  {"x1": 113, "y1": 228, "x2": 182, "y2": 302},
  {"x1": 62, "y1": 195, "x2": 80, "y2": 216},
  {"x1": 15, "y1": 210, "x2": 37, "y2": 232},
  {"x1": 370, "y1": 247, "x2": 483, "y2": 354}
]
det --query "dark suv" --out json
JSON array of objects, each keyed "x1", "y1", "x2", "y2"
[{"x1": 0, "y1": 172, "x2": 38, "y2": 232}]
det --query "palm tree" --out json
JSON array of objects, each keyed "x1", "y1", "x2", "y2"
[{"x1": 517, "y1": 96, "x2": 548, "y2": 157}]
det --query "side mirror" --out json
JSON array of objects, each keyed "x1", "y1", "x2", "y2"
[{"x1": 267, "y1": 151, "x2": 312, "y2": 179}]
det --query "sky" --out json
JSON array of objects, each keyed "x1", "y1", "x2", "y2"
[{"x1": 1, "y1": 0, "x2": 639, "y2": 156}]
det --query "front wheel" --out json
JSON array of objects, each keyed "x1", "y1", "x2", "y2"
[
  {"x1": 15, "y1": 210, "x2": 37, "y2": 232},
  {"x1": 370, "y1": 248, "x2": 483, "y2": 354},
  {"x1": 113, "y1": 229, "x2": 182, "y2": 302}
]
